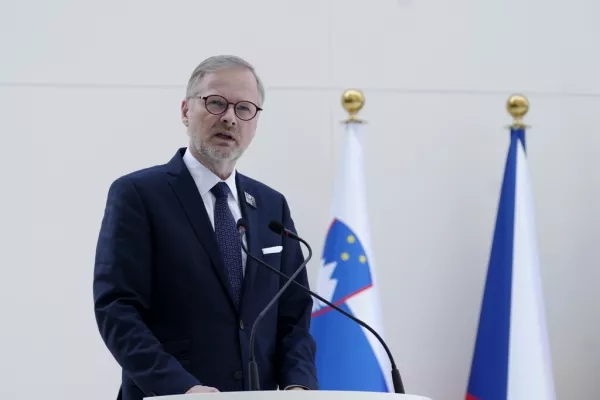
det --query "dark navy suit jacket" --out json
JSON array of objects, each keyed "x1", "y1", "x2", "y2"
[{"x1": 93, "y1": 148, "x2": 318, "y2": 399}]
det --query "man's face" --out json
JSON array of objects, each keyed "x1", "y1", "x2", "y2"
[{"x1": 181, "y1": 67, "x2": 261, "y2": 164}]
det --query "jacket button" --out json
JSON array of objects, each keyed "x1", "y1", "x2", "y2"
[
  {"x1": 233, "y1": 370, "x2": 243, "y2": 380},
  {"x1": 239, "y1": 320, "x2": 244, "y2": 330}
]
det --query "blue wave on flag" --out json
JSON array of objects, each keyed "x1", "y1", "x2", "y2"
[{"x1": 310, "y1": 218, "x2": 388, "y2": 392}]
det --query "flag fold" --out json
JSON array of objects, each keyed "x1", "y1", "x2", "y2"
[
  {"x1": 466, "y1": 127, "x2": 556, "y2": 400},
  {"x1": 310, "y1": 121, "x2": 392, "y2": 392}
]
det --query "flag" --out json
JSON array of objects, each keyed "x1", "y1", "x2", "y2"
[
  {"x1": 465, "y1": 126, "x2": 556, "y2": 400},
  {"x1": 310, "y1": 120, "x2": 392, "y2": 392}
]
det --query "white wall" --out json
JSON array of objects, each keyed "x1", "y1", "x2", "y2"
[{"x1": 1, "y1": 0, "x2": 599, "y2": 399}]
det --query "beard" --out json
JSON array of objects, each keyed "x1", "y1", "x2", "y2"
[{"x1": 189, "y1": 131, "x2": 245, "y2": 164}]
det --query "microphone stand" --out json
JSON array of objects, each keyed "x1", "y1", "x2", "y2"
[
  {"x1": 245, "y1": 228, "x2": 312, "y2": 391},
  {"x1": 238, "y1": 227, "x2": 405, "y2": 394}
]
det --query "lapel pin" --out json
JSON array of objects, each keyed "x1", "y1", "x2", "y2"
[{"x1": 244, "y1": 192, "x2": 257, "y2": 208}]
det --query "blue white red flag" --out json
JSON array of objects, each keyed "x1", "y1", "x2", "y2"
[
  {"x1": 465, "y1": 126, "x2": 556, "y2": 400},
  {"x1": 310, "y1": 121, "x2": 392, "y2": 392}
]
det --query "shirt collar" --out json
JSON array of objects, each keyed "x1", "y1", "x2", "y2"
[{"x1": 182, "y1": 147, "x2": 239, "y2": 202}]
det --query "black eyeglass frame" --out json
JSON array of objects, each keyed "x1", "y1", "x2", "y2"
[{"x1": 191, "y1": 94, "x2": 263, "y2": 121}]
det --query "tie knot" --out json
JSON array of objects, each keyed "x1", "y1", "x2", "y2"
[{"x1": 211, "y1": 182, "x2": 230, "y2": 199}]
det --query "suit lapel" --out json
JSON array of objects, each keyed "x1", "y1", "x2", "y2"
[
  {"x1": 166, "y1": 149, "x2": 239, "y2": 313},
  {"x1": 236, "y1": 174, "x2": 263, "y2": 310}
]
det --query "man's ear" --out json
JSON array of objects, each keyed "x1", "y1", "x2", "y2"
[{"x1": 181, "y1": 99, "x2": 189, "y2": 126}]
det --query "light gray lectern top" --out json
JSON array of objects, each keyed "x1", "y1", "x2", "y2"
[{"x1": 145, "y1": 390, "x2": 432, "y2": 400}]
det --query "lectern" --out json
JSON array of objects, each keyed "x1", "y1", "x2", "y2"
[{"x1": 145, "y1": 391, "x2": 432, "y2": 400}]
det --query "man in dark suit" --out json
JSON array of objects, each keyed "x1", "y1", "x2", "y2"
[{"x1": 93, "y1": 55, "x2": 318, "y2": 399}]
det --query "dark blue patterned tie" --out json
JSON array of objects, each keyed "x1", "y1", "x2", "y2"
[{"x1": 211, "y1": 182, "x2": 243, "y2": 306}]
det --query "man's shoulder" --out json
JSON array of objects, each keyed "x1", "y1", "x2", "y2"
[
  {"x1": 107, "y1": 149, "x2": 184, "y2": 189},
  {"x1": 105, "y1": 160, "x2": 174, "y2": 199},
  {"x1": 112, "y1": 163, "x2": 168, "y2": 186},
  {"x1": 237, "y1": 172, "x2": 287, "y2": 204}
]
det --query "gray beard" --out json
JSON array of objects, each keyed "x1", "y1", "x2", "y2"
[{"x1": 190, "y1": 133, "x2": 245, "y2": 165}]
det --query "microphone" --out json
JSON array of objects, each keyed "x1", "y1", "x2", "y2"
[
  {"x1": 236, "y1": 218, "x2": 405, "y2": 394},
  {"x1": 267, "y1": 220, "x2": 301, "y2": 241},
  {"x1": 237, "y1": 218, "x2": 313, "y2": 391}
]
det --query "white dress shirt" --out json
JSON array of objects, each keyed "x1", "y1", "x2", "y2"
[{"x1": 182, "y1": 148, "x2": 248, "y2": 275}]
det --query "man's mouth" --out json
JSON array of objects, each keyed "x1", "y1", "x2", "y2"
[{"x1": 214, "y1": 132, "x2": 235, "y2": 141}]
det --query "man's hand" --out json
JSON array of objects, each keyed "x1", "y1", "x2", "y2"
[
  {"x1": 186, "y1": 385, "x2": 219, "y2": 393},
  {"x1": 285, "y1": 386, "x2": 308, "y2": 390}
]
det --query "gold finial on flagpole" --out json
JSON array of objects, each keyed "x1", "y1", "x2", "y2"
[
  {"x1": 506, "y1": 94, "x2": 529, "y2": 128},
  {"x1": 342, "y1": 89, "x2": 365, "y2": 123}
]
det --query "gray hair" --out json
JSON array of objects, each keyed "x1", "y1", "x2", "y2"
[{"x1": 185, "y1": 55, "x2": 265, "y2": 106}]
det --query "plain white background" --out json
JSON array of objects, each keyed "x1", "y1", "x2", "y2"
[{"x1": 1, "y1": 0, "x2": 599, "y2": 399}]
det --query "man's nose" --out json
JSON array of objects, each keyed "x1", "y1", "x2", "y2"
[{"x1": 220, "y1": 105, "x2": 237, "y2": 126}]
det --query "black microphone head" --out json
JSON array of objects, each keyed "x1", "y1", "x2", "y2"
[
  {"x1": 237, "y1": 218, "x2": 249, "y2": 233},
  {"x1": 268, "y1": 220, "x2": 285, "y2": 235}
]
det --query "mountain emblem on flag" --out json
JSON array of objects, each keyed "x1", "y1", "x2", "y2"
[
  {"x1": 310, "y1": 218, "x2": 387, "y2": 391},
  {"x1": 313, "y1": 218, "x2": 374, "y2": 314}
]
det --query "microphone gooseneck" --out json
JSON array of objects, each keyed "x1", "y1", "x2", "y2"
[
  {"x1": 238, "y1": 219, "x2": 312, "y2": 391},
  {"x1": 237, "y1": 218, "x2": 405, "y2": 394}
]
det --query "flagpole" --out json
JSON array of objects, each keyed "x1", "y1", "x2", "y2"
[
  {"x1": 465, "y1": 93, "x2": 556, "y2": 400},
  {"x1": 311, "y1": 87, "x2": 405, "y2": 393}
]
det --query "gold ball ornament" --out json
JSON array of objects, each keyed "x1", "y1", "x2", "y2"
[
  {"x1": 506, "y1": 94, "x2": 529, "y2": 127},
  {"x1": 341, "y1": 89, "x2": 365, "y2": 121}
]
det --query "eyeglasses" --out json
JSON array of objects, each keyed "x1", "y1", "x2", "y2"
[{"x1": 192, "y1": 94, "x2": 262, "y2": 121}]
